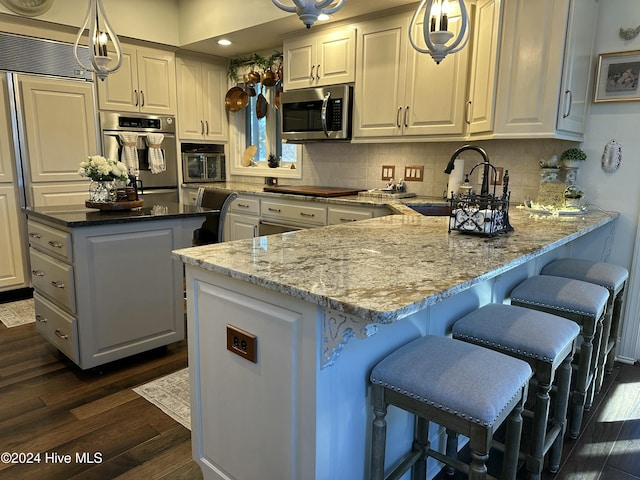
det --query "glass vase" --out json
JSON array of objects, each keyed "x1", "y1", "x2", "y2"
[{"x1": 89, "y1": 180, "x2": 117, "y2": 203}]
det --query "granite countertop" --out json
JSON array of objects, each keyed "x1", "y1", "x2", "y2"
[
  {"x1": 24, "y1": 200, "x2": 210, "y2": 228},
  {"x1": 173, "y1": 208, "x2": 618, "y2": 325}
]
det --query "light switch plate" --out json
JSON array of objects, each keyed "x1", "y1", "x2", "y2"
[{"x1": 404, "y1": 165, "x2": 424, "y2": 182}]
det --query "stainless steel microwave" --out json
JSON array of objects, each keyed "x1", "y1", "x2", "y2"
[
  {"x1": 280, "y1": 84, "x2": 353, "y2": 142},
  {"x1": 182, "y1": 144, "x2": 225, "y2": 183}
]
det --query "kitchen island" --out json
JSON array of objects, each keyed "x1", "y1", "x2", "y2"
[
  {"x1": 24, "y1": 200, "x2": 210, "y2": 369},
  {"x1": 173, "y1": 208, "x2": 618, "y2": 480}
]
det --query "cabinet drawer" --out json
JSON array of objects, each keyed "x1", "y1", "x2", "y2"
[
  {"x1": 327, "y1": 207, "x2": 373, "y2": 225},
  {"x1": 261, "y1": 200, "x2": 326, "y2": 227},
  {"x1": 34, "y1": 293, "x2": 79, "y2": 363},
  {"x1": 27, "y1": 220, "x2": 73, "y2": 261},
  {"x1": 29, "y1": 248, "x2": 76, "y2": 313},
  {"x1": 230, "y1": 197, "x2": 260, "y2": 215}
]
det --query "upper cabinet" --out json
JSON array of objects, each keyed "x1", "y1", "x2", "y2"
[
  {"x1": 353, "y1": 9, "x2": 469, "y2": 139},
  {"x1": 177, "y1": 57, "x2": 228, "y2": 142},
  {"x1": 283, "y1": 26, "x2": 356, "y2": 90},
  {"x1": 492, "y1": 0, "x2": 598, "y2": 139},
  {"x1": 97, "y1": 44, "x2": 177, "y2": 115}
]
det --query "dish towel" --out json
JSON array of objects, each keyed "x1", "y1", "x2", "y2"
[
  {"x1": 146, "y1": 134, "x2": 166, "y2": 174},
  {"x1": 118, "y1": 132, "x2": 139, "y2": 176}
]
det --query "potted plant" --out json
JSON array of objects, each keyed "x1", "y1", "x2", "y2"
[
  {"x1": 560, "y1": 147, "x2": 587, "y2": 168},
  {"x1": 564, "y1": 185, "x2": 584, "y2": 208}
]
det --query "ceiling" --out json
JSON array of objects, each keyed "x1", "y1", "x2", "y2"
[{"x1": 179, "y1": 0, "x2": 419, "y2": 58}]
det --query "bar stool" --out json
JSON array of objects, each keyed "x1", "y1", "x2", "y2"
[
  {"x1": 541, "y1": 258, "x2": 628, "y2": 391},
  {"x1": 452, "y1": 304, "x2": 580, "y2": 479},
  {"x1": 369, "y1": 335, "x2": 532, "y2": 480},
  {"x1": 510, "y1": 275, "x2": 609, "y2": 439}
]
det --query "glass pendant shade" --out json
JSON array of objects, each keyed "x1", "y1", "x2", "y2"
[
  {"x1": 409, "y1": 0, "x2": 469, "y2": 64},
  {"x1": 73, "y1": 0, "x2": 123, "y2": 81},
  {"x1": 271, "y1": 0, "x2": 346, "y2": 28}
]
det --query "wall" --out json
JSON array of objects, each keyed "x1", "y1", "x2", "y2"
[{"x1": 581, "y1": 0, "x2": 640, "y2": 362}]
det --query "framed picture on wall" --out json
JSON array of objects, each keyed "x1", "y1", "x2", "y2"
[{"x1": 594, "y1": 50, "x2": 640, "y2": 103}]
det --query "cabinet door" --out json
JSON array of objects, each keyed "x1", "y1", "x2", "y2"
[
  {"x1": 226, "y1": 212, "x2": 258, "y2": 241},
  {"x1": 31, "y1": 182, "x2": 90, "y2": 207},
  {"x1": 493, "y1": 0, "x2": 569, "y2": 137},
  {"x1": 202, "y1": 62, "x2": 228, "y2": 141},
  {"x1": 316, "y1": 28, "x2": 356, "y2": 86},
  {"x1": 0, "y1": 185, "x2": 26, "y2": 290},
  {"x1": 467, "y1": 0, "x2": 502, "y2": 135},
  {"x1": 0, "y1": 76, "x2": 15, "y2": 183},
  {"x1": 177, "y1": 57, "x2": 205, "y2": 140},
  {"x1": 283, "y1": 36, "x2": 315, "y2": 90},
  {"x1": 137, "y1": 47, "x2": 177, "y2": 114},
  {"x1": 556, "y1": 0, "x2": 598, "y2": 135},
  {"x1": 96, "y1": 44, "x2": 139, "y2": 112},
  {"x1": 354, "y1": 15, "x2": 408, "y2": 138},
  {"x1": 403, "y1": 11, "x2": 469, "y2": 136},
  {"x1": 19, "y1": 75, "x2": 98, "y2": 183}
]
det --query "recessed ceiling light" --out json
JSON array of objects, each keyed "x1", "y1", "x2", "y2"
[
  {"x1": 317, "y1": 13, "x2": 330, "y2": 21},
  {"x1": 217, "y1": 39, "x2": 232, "y2": 46}
]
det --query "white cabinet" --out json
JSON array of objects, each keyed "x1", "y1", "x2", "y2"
[
  {"x1": 283, "y1": 27, "x2": 356, "y2": 90},
  {"x1": 97, "y1": 44, "x2": 177, "y2": 115},
  {"x1": 177, "y1": 57, "x2": 228, "y2": 141},
  {"x1": 353, "y1": 11, "x2": 469, "y2": 139},
  {"x1": 492, "y1": 0, "x2": 597, "y2": 139},
  {"x1": 18, "y1": 74, "x2": 98, "y2": 186},
  {"x1": 466, "y1": 0, "x2": 502, "y2": 136},
  {"x1": 226, "y1": 196, "x2": 260, "y2": 241},
  {"x1": 27, "y1": 216, "x2": 202, "y2": 369}
]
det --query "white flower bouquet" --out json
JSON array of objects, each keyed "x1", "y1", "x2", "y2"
[{"x1": 78, "y1": 155, "x2": 129, "y2": 183}]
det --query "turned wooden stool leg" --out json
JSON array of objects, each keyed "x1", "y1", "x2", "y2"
[
  {"x1": 411, "y1": 417, "x2": 429, "y2": 480},
  {"x1": 571, "y1": 320, "x2": 594, "y2": 439},
  {"x1": 445, "y1": 429, "x2": 458, "y2": 476},
  {"x1": 502, "y1": 401, "x2": 524, "y2": 480},
  {"x1": 585, "y1": 315, "x2": 604, "y2": 411},
  {"x1": 527, "y1": 379, "x2": 551, "y2": 479},
  {"x1": 370, "y1": 384, "x2": 387, "y2": 480},
  {"x1": 549, "y1": 353, "x2": 573, "y2": 472}
]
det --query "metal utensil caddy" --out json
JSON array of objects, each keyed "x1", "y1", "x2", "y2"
[{"x1": 448, "y1": 161, "x2": 513, "y2": 236}]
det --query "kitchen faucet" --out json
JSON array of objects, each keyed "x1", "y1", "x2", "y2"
[{"x1": 445, "y1": 145, "x2": 491, "y2": 196}]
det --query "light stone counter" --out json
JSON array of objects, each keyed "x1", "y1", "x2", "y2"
[{"x1": 173, "y1": 208, "x2": 617, "y2": 325}]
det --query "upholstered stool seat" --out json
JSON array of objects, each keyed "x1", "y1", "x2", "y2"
[
  {"x1": 510, "y1": 275, "x2": 609, "y2": 439},
  {"x1": 541, "y1": 258, "x2": 628, "y2": 391},
  {"x1": 370, "y1": 335, "x2": 532, "y2": 480},
  {"x1": 453, "y1": 304, "x2": 580, "y2": 478}
]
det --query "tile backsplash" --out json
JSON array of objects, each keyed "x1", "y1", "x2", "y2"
[{"x1": 231, "y1": 139, "x2": 577, "y2": 205}]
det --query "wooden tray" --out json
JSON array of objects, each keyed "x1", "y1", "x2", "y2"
[
  {"x1": 263, "y1": 185, "x2": 365, "y2": 197},
  {"x1": 85, "y1": 199, "x2": 144, "y2": 211}
]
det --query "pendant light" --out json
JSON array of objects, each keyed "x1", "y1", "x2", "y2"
[
  {"x1": 73, "y1": 0, "x2": 123, "y2": 81},
  {"x1": 271, "y1": 0, "x2": 347, "y2": 29},
  {"x1": 409, "y1": 0, "x2": 469, "y2": 64}
]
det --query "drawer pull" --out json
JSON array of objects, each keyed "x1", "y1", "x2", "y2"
[
  {"x1": 340, "y1": 217, "x2": 357, "y2": 222},
  {"x1": 48, "y1": 240, "x2": 63, "y2": 248},
  {"x1": 51, "y1": 281, "x2": 65, "y2": 289},
  {"x1": 32, "y1": 270, "x2": 45, "y2": 277},
  {"x1": 36, "y1": 314, "x2": 47, "y2": 323},
  {"x1": 55, "y1": 329, "x2": 69, "y2": 340},
  {"x1": 29, "y1": 232, "x2": 42, "y2": 239},
  {"x1": 268, "y1": 207, "x2": 282, "y2": 213},
  {"x1": 237, "y1": 203, "x2": 250, "y2": 208},
  {"x1": 300, "y1": 212, "x2": 315, "y2": 217}
]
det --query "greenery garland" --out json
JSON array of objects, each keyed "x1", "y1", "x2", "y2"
[{"x1": 228, "y1": 51, "x2": 283, "y2": 82}]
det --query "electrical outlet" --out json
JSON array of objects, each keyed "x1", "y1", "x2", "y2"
[
  {"x1": 226, "y1": 324, "x2": 257, "y2": 363},
  {"x1": 381, "y1": 165, "x2": 395, "y2": 180}
]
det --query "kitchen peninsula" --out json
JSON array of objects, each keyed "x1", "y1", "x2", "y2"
[
  {"x1": 173, "y1": 208, "x2": 618, "y2": 480},
  {"x1": 24, "y1": 201, "x2": 209, "y2": 369}
]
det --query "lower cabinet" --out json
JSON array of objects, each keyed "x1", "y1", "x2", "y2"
[
  {"x1": 27, "y1": 216, "x2": 203, "y2": 369},
  {"x1": 225, "y1": 196, "x2": 260, "y2": 241}
]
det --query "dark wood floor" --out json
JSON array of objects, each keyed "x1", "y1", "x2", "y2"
[{"x1": 1, "y1": 320, "x2": 638, "y2": 479}]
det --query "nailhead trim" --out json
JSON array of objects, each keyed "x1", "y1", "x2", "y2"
[
  {"x1": 370, "y1": 378, "x2": 526, "y2": 428},
  {"x1": 453, "y1": 333, "x2": 554, "y2": 363},
  {"x1": 511, "y1": 297, "x2": 599, "y2": 319}
]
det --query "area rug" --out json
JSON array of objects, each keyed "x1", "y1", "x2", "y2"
[
  {"x1": 133, "y1": 368, "x2": 191, "y2": 430},
  {"x1": 0, "y1": 299, "x2": 35, "y2": 328}
]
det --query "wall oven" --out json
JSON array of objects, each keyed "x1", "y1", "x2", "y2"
[
  {"x1": 280, "y1": 84, "x2": 353, "y2": 142},
  {"x1": 101, "y1": 112, "x2": 178, "y2": 201},
  {"x1": 181, "y1": 143, "x2": 225, "y2": 183}
]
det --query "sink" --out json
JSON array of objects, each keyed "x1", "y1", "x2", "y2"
[{"x1": 407, "y1": 204, "x2": 451, "y2": 216}]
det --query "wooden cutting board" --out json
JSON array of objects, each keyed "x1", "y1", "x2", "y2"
[{"x1": 263, "y1": 185, "x2": 365, "y2": 197}]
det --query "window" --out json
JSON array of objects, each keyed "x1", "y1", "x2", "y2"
[{"x1": 231, "y1": 82, "x2": 301, "y2": 178}]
